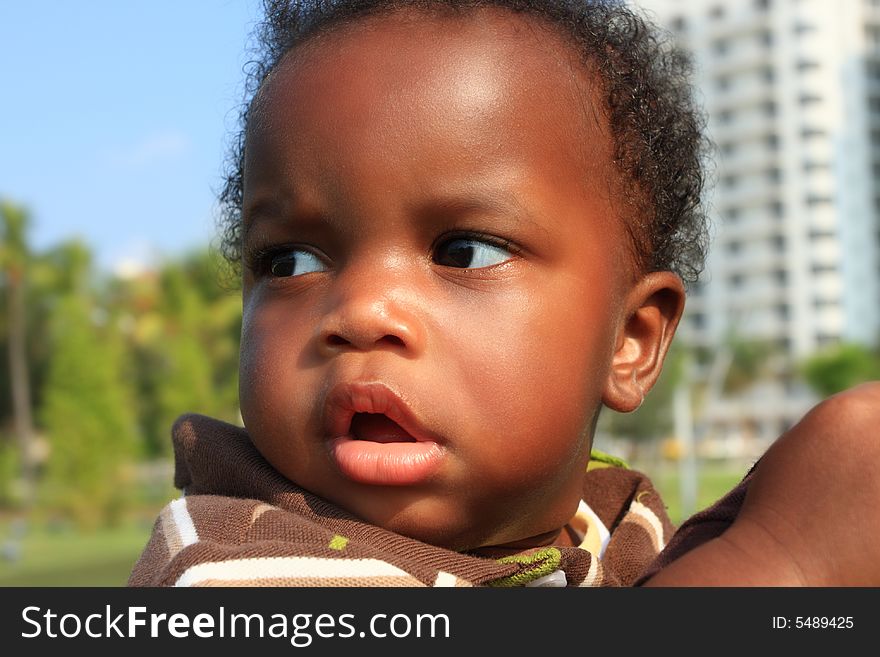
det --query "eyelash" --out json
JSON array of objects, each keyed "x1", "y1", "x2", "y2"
[
  {"x1": 244, "y1": 243, "x2": 324, "y2": 277},
  {"x1": 431, "y1": 231, "x2": 520, "y2": 268},
  {"x1": 433, "y1": 231, "x2": 520, "y2": 256},
  {"x1": 244, "y1": 231, "x2": 521, "y2": 277}
]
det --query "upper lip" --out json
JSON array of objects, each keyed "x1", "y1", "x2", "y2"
[{"x1": 322, "y1": 381, "x2": 440, "y2": 443}]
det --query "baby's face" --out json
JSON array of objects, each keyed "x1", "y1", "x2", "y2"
[{"x1": 239, "y1": 9, "x2": 639, "y2": 550}]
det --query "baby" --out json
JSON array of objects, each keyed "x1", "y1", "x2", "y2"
[{"x1": 130, "y1": 0, "x2": 880, "y2": 587}]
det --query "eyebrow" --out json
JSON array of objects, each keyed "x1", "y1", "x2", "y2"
[
  {"x1": 416, "y1": 188, "x2": 529, "y2": 218},
  {"x1": 241, "y1": 184, "x2": 549, "y2": 241},
  {"x1": 241, "y1": 195, "x2": 301, "y2": 244},
  {"x1": 414, "y1": 187, "x2": 552, "y2": 240}
]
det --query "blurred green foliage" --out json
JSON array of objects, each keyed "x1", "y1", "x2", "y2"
[
  {"x1": 1, "y1": 198, "x2": 242, "y2": 529},
  {"x1": 801, "y1": 343, "x2": 880, "y2": 397},
  {"x1": 40, "y1": 293, "x2": 139, "y2": 528}
]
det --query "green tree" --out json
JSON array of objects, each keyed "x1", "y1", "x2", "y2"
[
  {"x1": 104, "y1": 248, "x2": 241, "y2": 457},
  {"x1": 156, "y1": 263, "x2": 217, "y2": 446},
  {"x1": 39, "y1": 248, "x2": 139, "y2": 528},
  {"x1": 721, "y1": 338, "x2": 776, "y2": 394},
  {"x1": 0, "y1": 199, "x2": 37, "y2": 508},
  {"x1": 801, "y1": 343, "x2": 880, "y2": 397}
]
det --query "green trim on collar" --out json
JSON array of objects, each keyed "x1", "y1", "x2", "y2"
[
  {"x1": 588, "y1": 449, "x2": 629, "y2": 470},
  {"x1": 488, "y1": 547, "x2": 562, "y2": 587}
]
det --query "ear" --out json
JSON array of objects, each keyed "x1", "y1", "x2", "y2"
[{"x1": 602, "y1": 271, "x2": 686, "y2": 413}]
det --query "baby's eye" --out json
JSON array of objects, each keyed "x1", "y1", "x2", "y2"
[
  {"x1": 268, "y1": 249, "x2": 327, "y2": 277},
  {"x1": 433, "y1": 237, "x2": 513, "y2": 269}
]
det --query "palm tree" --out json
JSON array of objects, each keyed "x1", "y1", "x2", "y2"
[{"x1": 0, "y1": 199, "x2": 36, "y2": 510}]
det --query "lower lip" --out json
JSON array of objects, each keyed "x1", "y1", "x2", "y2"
[{"x1": 329, "y1": 437, "x2": 445, "y2": 486}]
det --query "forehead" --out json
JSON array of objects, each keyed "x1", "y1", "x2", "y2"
[{"x1": 249, "y1": 7, "x2": 612, "y2": 171}]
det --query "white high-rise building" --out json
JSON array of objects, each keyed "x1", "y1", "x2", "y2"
[{"x1": 634, "y1": 0, "x2": 880, "y2": 443}]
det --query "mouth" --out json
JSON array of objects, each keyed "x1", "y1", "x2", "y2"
[
  {"x1": 323, "y1": 382, "x2": 445, "y2": 486},
  {"x1": 350, "y1": 412, "x2": 417, "y2": 443},
  {"x1": 323, "y1": 381, "x2": 440, "y2": 444}
]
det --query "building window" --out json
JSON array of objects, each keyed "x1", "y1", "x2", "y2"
[
  {"x1": 799, "y1": 93, "x2": 821, "y2": 105},
  {"x1": 721, "y1": 141, "x2": 736, "y2": 156},
  {"x1": 726, "y1": 240, "x2": 742, "y2": 253},
  {"x1": 797, "y1": 59, "x2": 820, "y2": 72},
  {"x1": 755, "y1": 0, "x2": 771, "y2": 9},
  {"x1": 806, "y1": 195, "x2": 833, "y2": 207},
  {"x1": 765, "y1": 133, "x2": 780, "y2": 150},
  {"x1": 722, "y1": 174, "x2": 739, "y2": 188},
  {"x1": 671, "y1": 15, "x2": 687, "y2": 32},
  {"x1": 776, "y1": 304, "x2": 790, "y2": 320},
  {"x1": 763, "y1": 66, "x2": 775, "y2": 83},
  {"x1": 773, "y1": 235, "x2": 786, "y2": 251},
  {"x1": 774, "y1": 269, "x2": 788, "y2": 284},
  {"x1": 729, "y1": 274, "x2": 744, "y2": 288},
  {"x1": 803, "y1": 160, "x2": 830, "y2": 172},
  {"x1": 713, "y1": 38, "x2": 729, "y2": 55},
  {"x1": 766, "y1": 167, "x2": 782, "y2": 183},
  {"x1": 769, "y1": 200, "x2": 784, "y2": 217},
  {"x1": 795, "y1": 23, "x2": 816, "y2": 36},
  {"x1": 816, "y1": 333, "x2": 839, "y2": 347},
  {"x1": 710, "y1": 5, "x2": 725, "y2": 19}
]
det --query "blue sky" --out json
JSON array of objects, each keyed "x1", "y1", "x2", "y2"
[{"x1": 1, "y1": 1, "x2": 263, "y2": 272}]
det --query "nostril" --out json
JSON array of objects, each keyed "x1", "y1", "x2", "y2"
[
  {"x1": 326, "y1": 333, "x2": 405, "y2": 349},
  {"x1": 380, "y1": 335, "x2": 406, "y2": 348}
]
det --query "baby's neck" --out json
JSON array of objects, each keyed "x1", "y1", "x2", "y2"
[{"x1": 471, "y1": 525, "x2": 577, "y2": 558}]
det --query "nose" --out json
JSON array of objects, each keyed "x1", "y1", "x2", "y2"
[{"x1": 315, "y1": 272, "x2": 426, "y2": 358}]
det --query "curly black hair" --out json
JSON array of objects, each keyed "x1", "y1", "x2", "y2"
[{"x1": 218, "y1": 0, "x2": 711, "y2": 286}]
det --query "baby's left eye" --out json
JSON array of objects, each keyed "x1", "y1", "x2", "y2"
[
  {"x1": 432, "y1": 237, "x2": 513, "y2": 269},
  {"x1": 268, "y1": 248, "x2": 327, "y2": 277}
]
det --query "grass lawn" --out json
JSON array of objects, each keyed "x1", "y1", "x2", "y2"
[
  {"x1": 0, "y1": 460, "x2": 747, "y2": 586},
  {"x1": 0, "y1": 515, "x2": 156, "y2": 587},
  {"x1": 643, "y1": 459, "x2": 749, "y2": 526}
]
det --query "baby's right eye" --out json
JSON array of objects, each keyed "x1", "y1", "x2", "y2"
[
  {"x1": 267, "y1": 248, "x2": 327, "y2": 277},
  {"x1": 432, "y1": 235, "x2": 515, "y2": 269}
]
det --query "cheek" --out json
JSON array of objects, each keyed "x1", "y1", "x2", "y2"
[
  {"x1": 239, "y1": 316, "x2": 281, "y2": 445},
  {"x1": 239, "y1": 297, "x2": 313, "y2": 429},
  {"x1": 448, "y1": 285, "x2": 615, "y2": 468},
  {"x1": 239, "y1": 298, "x2": 332, "y2": 482},
  {"x1": 240, "y1": 300, "x2": 278, "y2": 402}
]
